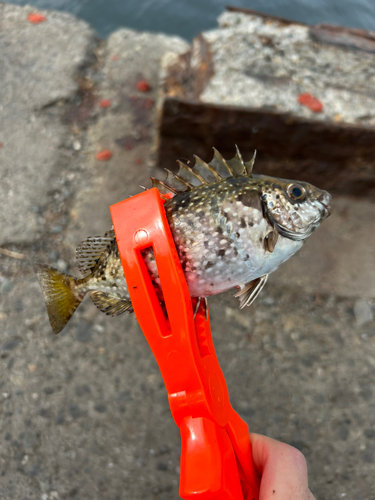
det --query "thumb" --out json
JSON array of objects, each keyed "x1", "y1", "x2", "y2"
[{"x1": 250, "y1": 433, "x2": 315, "y2": 500}]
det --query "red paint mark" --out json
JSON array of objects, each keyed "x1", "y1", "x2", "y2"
[
  {"x1": 136, "y1": 80, "x2": 151, "y2": 92},
  {"x1": 96, "y1": 150, "x2": 112, "y2": 161},
  {"x1": 145, "y1": 98, "x2": 154, "y2": 109},
  {"x1": 27, "y1": 13, "x2": 47, "y2": 24},
  {"x1": 135, "y1": 157, "x2": 143, "y2": 165},
  {"x1": 0, "y1": 142, "x2": 3, "y2": 149},
  {"x1": 99, "y1": 99, "x2": 111, "y2": 108},
  {"x1": 298, "y1": 93, "x2": 323, "y2": 113},
  {"x1": 111, "y1": 55, "x2": 119, "y2": 61}
]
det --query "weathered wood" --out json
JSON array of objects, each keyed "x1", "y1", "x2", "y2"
[{"x1": 157, "y1": 97, "x2": 375, "y2": 197}]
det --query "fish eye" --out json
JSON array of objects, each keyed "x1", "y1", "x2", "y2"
[{"x1": 286, "y1": 183, "x2": 306, "y2": 201}]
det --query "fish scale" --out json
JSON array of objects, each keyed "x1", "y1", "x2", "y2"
[
  {"x1": 164, "y1": 179, "x2": 266, "y2": 297},
  {"x1": 35, "y1": 147, "x2": 331, "y2": 334}
]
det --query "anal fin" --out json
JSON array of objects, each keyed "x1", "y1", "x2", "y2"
[
  {"x1": 90, "y1": 291, "x2": 133, "y2": 316},
  {"x1": 234, "y1": 274, "x2": 268, "y2": 309}
]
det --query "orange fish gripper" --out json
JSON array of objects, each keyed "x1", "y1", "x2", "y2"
[{"x1": 110, "y1": 188, "x2": 260, "y2": 500}]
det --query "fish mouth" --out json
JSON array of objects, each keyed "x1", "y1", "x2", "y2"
[
  {"x1": 274, "y1": 224, "x2": 311, "y2": 241},
  {"x1": 317, "y1": 192, "x2": 332, "y2": 217},
  {"x1": 320, "y1": 202, "x2": 332, "y2": 217}
]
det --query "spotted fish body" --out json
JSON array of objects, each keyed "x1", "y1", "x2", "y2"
[
  {"x1": 35, "y1": 147, "x2": 331, "y2": 334},
  {"x1": 162, "y1": 177, "x2": 302, "y2": 299}
]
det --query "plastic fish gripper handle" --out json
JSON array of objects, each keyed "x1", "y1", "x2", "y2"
[{"x1": 110, "y1": 188, "x2": 260, "y2": 500}]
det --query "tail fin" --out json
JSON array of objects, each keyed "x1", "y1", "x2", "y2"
[{"x1": 35, "y1": 264, "x2": 86, "y2": 334}]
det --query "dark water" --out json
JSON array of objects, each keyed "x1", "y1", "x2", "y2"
[{"x1": 7, "y1": 0, "x2": 375, "y2": 40}]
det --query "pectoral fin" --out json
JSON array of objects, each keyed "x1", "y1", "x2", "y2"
[
  {"x1": 265, "y1": 224, "x2": 279, "y2": 253},
  {"x1": 234, "y1": 274, "x2": 268, "y2": 309}
]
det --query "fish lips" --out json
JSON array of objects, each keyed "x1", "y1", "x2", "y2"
[
  {"x1": 317, "y1": 191, "x2": 332, "y2": 218},
  {"x1": 273, "y1": 223, "x2": 313, "y2": 241},
  {"x1": 322, "y1": 202, "x2": 332, "y2": 217}
]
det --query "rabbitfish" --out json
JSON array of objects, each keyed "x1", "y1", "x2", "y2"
[{"x1": 35, "y1": 147, "x2": 331, "y2": 334}]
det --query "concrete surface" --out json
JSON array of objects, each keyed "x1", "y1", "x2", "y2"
[
  {"x1": 272, "y1": 196, "x2": 375, "y2": 299},
  {"x1": 202, "y1": 11, "x2": 375, "y2": 125},
  {"x1": 0, "y1": 3, "x2": 98, "y2": 245},
  {"x1": 0, "y1": 4, "x2": 375, "y2": 500},
  {"x1": 65, "y1": 27, "x2": 188, "y2": 251}
]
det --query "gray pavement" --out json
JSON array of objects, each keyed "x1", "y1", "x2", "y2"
[
  {"x1": 1, "y1": 4, "x2": 375, "y2": 500},
  {"x1": 0, "y1": 3, "x2": 98, "y2": 245}
]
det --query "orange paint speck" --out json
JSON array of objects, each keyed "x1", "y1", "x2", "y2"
[
  {"x1": 135, "y1": 158, "x2": 143, "y2": 165},
  {"x1": 27, "y1": 13, "x2": 47, "y2": 24},
  {"x1": 136, "y1": 80, "x2": 151, "y2": 92},
  {"x1": 111, "y1": 55, "x2": 119, "y2": 61},
  {"x1": 96, "y1": 150, "x2": 112, "y2": 161},
  {"x1": 99, "y1": 99, "x2": 111, "y2": 108},
  {"x1": 298, "y1": 93, "x2": 323, "y2": 113}
]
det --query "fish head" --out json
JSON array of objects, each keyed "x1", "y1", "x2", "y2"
[{"x1": 254, "y1": 175, "x2": 332, "y2": 241}]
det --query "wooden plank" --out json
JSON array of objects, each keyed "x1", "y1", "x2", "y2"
[{"x1": 156, "y1": 97, "x2": 375, "y2": 197}]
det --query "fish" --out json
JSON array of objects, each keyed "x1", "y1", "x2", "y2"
[{"x1": 35, "y1": 147, "x2": 331, "y2": 334}]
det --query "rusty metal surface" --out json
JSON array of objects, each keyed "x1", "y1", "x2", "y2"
[
  {"x1": 226, "y1": 5, "x2": 375, "y2": 54},
  {"x1": 310, "y1": 24, "x2": 375, "y2": 54},
  {"x1": 162, "y1": 34, "x2": 214, "y2": 100},
  {"x1": 225, "y1": 5, "x2": 307, "y2": 27},
  {"x1": 157, "y1": 97, "x2": 375, "y2": 197}
]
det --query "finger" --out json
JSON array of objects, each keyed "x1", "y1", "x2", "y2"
[{"x1": 250, "y1": 433, "x2": 315, "y2": 500}]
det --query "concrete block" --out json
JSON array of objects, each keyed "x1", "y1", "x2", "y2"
[{"x1": 0, "y1": 4, "x2": 98, "y2": 244}]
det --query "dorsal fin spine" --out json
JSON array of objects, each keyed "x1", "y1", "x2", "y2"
[
  {"x1": 245, "y1": 150, "x2": 257, "y2": 175},
  {"x1": 151, "y1": 177, "x2": 179, "y2": 194},
  {"x1": 152, "y1": 147, "x2": 256, "y2": 197},
  {"x1": 177, "y1": 160, "x2": 206, "y2": 184},
  {"x1": 235, "y1": 145, "x2": 246, "y2": 175},
  {"x1": 194, "y1": 154, "x2": 222, "y2": 180},
  {"x1": 212, "y1": 148, "x2": 234, "y2": 176},
  {"x1": 164, "y1": 169, "x2": 192, "y2": 190}
]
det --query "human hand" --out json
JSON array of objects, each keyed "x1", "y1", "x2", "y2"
[{"x1": 250, "y1": 433, "x2": 315, "y2": 500}]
